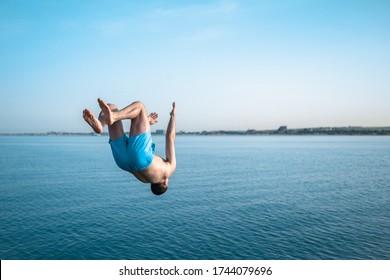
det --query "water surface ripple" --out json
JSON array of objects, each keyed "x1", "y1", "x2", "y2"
[{"x1": 1, "y1": 136, "x2": 389, "y2": 259}]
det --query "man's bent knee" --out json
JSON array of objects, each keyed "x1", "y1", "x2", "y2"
[
  {"x1": 132, "y1": 101, "x2": 145, "y2": 109},
  {"x1": 131, "y1": 101, "x2": 147, "y2": 116}
]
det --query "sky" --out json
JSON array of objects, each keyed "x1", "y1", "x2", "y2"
[{"x1": 0, "y1": 0, "x2": 389, "y2": 133}]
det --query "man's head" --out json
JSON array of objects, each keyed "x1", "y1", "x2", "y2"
[{"x1": 150, "y1": 179, "x2": 168, "y2": 195}]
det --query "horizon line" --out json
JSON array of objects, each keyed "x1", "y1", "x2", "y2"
[{"x1": 1, "y1": 125, "x2": 390, "y2": 136}]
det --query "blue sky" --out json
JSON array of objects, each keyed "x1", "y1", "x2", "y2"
[{"x1": 0, "y1": 0, "x2": 389, "y2": 133}]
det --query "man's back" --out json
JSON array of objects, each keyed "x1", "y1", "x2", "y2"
[{"x1": 132, "y1": 155, "x2": 174, "y2": 184}]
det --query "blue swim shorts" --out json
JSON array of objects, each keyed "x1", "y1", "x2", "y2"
[{"x1": 109, "y1": 131, "x2": 155, "y2": 172}]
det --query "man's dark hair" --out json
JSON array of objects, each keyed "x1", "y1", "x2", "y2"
[{"x1": 151, "y1": 183, "x2": 168, "y2": 196}]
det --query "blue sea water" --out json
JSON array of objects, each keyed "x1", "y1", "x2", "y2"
[{"x1": 0, "y1": 135, "x2": 389, "y2": 260}]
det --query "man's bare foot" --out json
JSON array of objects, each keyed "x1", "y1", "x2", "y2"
[
  {"x1": 83, "y1": 109, "x2": 103, "y2": 134},
  {"x1": 148, "y1": 112, "x2": 159, "y2": 125},
  {"x1": 98, "y1": 98, "x2": 115, "y2": 125}
]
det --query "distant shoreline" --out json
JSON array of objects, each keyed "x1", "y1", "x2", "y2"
[{"x1": 1, "y1": 126, "x2": 390, "y2": 136}]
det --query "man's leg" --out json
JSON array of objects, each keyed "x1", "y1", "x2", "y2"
[
  {"x1": 98, "y1": 98, "x2": 156, "y2": 136},
  {"x1": 102, "y1": 104, "x2": 125, "y2": 141}
]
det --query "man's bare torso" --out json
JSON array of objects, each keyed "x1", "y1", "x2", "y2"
[{"x1": 132, "y1": 155, "x2": 170, "y2": 183}]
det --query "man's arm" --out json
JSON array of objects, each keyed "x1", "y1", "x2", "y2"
[{"x1": 165, "y1": 102, "x2": 176, "y2": 175}]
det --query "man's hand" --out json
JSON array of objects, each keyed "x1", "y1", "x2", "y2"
[
  {"x1": 148, "y1": 112, "x2": 159, "y2": 125},
  {"x1": 170, "y1": 102, "x2": 176, "y2": 117}
]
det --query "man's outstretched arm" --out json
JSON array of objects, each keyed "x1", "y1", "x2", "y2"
[{"x1": 165, "y1": 102, "x2": 176, "y2": 175}]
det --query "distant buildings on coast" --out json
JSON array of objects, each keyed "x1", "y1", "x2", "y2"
[
  {"x1": 1, "y1": 126, "x2": 390, "y2": 136},
  {"x1": 176, "y1": 126, "x2": 390, "y2": 136}
]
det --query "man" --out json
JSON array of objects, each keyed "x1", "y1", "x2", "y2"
[{"x1": 83, "y1": 98, "x2": 176, "y2": 195}]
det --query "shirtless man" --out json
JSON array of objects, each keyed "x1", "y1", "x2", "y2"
[{"x1": 83, "y1": 98, "x2": 176, "y2": 195}]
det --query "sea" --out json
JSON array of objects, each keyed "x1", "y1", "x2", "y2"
[{"x1": 0, "y1": 135, "x2": 389, "y2": 260}]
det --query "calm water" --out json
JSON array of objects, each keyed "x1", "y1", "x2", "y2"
[{"x1": 0, "y1": 135, "x2": 389, "y2": 260}]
